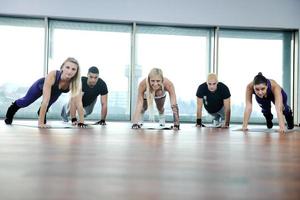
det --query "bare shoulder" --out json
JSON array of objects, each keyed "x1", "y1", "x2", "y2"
[
  {"x1": 269, "y1": 79, "x2": 281, "y2": 90},
  {"x1": 246, "y1": 81, "x2": 253, "y2": 90},
  {"x1": 269, "y1": 79, "x2": 279, "y2": 86},
  {"x1": 46, "y1": 70, "x2": 57, "y2": 78},
  {"x1": 44, "y1": 70, "x2": 57, "y2": 84},
  {"x1": 163, "y1": 78, "x2": 174, "y2": 90},
  {"x1": 138, "y1": 78, "x2": 147, "y2": 91}
]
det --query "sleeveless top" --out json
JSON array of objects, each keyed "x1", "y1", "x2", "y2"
[
  {"x1": 144, "y1": 89, "x2": 166, "y2": 100},
  {"x1": 51, "y1": 70, "x2": 70, "y2": 94}
]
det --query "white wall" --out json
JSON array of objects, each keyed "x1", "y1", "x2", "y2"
[{"x1": 0, "y1": 0, "x2": 299, "y2": 29}]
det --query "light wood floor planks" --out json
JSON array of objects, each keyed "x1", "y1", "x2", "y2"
[{"x1": 0, "y1": 120, "x2": 300, "y2": 200}]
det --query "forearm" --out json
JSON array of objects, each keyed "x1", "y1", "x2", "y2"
[
  {"x1": 196, "y1": 109, "x2": 203, "y2": 126},
  {"x1": 196, "y1": 98, "x2": 203, "y2": 121},
  {"x1": 171, "y1": 104, "x2": 180, "y2": 125},
  {"x1": 132, "y1": 101, "x2": 143, "y2": 123},
  {"x1": 276, "y1": 106, "x2": 285, "y2": 129},
  {"x1": 38, "y1": 102, "x2": 48, "y2": 125},
  {"x1": 69, "y1": 103, "x2": 77, "y2": 118},
  {"x1": 101, "y1": 105, "x2": 107, "y2": 120},
  {"x1": 196, "y1": 108, "x2": 202, "y2": 119},
  {"x1": 77, "y1": 105, "x2": 85, "y2": 123},
  {"x1": 224, "y1": 109, "x2": 231, "y2": 126},
  {"x1": 243, "y1": 107, "x2": 252, "y2": 127}
]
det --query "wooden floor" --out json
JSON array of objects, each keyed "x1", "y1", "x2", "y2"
[{"x1": 0, "y1": 120, "x2": 300, "y2": 200}]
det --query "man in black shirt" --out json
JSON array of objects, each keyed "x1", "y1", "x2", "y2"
[
  {"x1": 61, "y1": 66, "x2": 108, "y2": 125},
  {"x1": 196, "y1": 73, "x2": 231, "y2": 128}
]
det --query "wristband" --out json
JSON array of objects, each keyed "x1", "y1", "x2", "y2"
[
  {"x1": 71, "y1": 117, "x2": 77, "y2": 123},
  {"x1": 196, "y1": 118, "x2": 202, "y2": 125}
]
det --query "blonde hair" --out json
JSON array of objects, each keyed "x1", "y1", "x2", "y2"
[
  {"x1": 60, "y1": 57, "x2": 81, "y2": 97},
  {"x1": 145, "y1": 68, "x2": 164, "y2": 121}
]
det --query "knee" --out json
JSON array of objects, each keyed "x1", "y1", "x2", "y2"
[{"x1": 283, "y1": 107, "x2": 292, "y2": 116}]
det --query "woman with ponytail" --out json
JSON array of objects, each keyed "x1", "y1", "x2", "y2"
[
  {"x1": 242, "y1": 72, "x2": 294, "y2": 133},
  {"x1": 132, "y1": 68, "x2": 180, "y2": 130},
  {"x1": 4, "y1": 57, "x2": 86, "y2": 128}
]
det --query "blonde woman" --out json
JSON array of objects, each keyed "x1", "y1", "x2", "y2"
[
  {"x1": 4, "y1": 57, "x2": 86, "y2": 128},
  {"x1": 132, "y1": 68, "x2": 180, "y2": 130}
]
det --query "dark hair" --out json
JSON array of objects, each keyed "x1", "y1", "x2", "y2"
[
  {"x1": 88, "y1": 66, "x2": 99, "y2": 74},
  {"x1": 253, "y1": 72, "x2": 267, "y2": 85}
]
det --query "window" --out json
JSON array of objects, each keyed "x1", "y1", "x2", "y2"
[
  {"x1": 48, "y1": 20, "x2": 132, "y2": 120},
  {"x1": 0, "y1": 16, "x2": 296, "y2": 124},
  {"x1": 135, "y1": 25, "x2": 212, "y2": 122},
  {"x1": 0, "y1": 17, "x2": 45, "y2": 119},
  {"x1": 218, "y1": 29, "x2": 293, "y2": 123}
]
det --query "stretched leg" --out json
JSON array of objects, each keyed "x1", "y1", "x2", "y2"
[
  {"x1": 256, "y1": 96, "x2": 273, "y2": 129},
  {"x1": 5, "y1": 79, "x2": 43, "y2": 124}
]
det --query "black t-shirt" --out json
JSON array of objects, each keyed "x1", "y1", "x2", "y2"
[
  {"x1": 81, "y1": 76, "x2": 108, "y2": 107},
  {"x1": 196, "y1": 82, "x2": 231, "y2": 113}
]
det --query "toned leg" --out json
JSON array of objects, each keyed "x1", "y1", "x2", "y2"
[
  {"x1": 155, "y1": 96, "x2": 166, "y2": 126},
  {"x1": 5, "y1": 79, "x2": 43, "y2": 125}
]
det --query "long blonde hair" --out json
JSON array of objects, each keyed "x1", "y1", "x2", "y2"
[
  {"x1": 145, "y1": 68, "x2": 164, "y2": 121},
  {"x1": 60, "y1": 57, "x2": 81, "y2": 97}
]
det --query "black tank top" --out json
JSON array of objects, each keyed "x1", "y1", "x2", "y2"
[{"x1": 50, "y1": 70, "x2": 70, "y2": 97}]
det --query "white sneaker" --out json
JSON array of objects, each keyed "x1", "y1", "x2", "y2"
[
  {"x1": 212, "y1": 120, "x2": 222, "y2": 128},
  {"x1": 159, "y1": 114, "x2": 165, "y2": 127}
]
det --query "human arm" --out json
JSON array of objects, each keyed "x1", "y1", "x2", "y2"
[
  {"x1": 242, "y1": 83, "x2": 253, "y2": 131},
  {"x1": 38, "y1": 71, "x2": 56, "y2": 128},
  {"x1": 95, "y1": 94, "x2": 108, "y2": 125},
  {"x1": 132, "y1": 80, "x2": 146, "y2": 129},
  {"x1": 271, "y1": 80, "x2": 285, "y2": 133},
  {"x1": 222, "y1": 97, "x2": 231, "y2": 128},
  {"x1": 72, "y1": 92, "x2": 87, "y2": 128},
  {"x1": 196, "y1": 97, "x2": 205, "y2": 127},
  {"x1": 164, "y1": 78, "x2": 180, "y2": 130},
  {"x1": 68, "y1": 97, "x2": 78, "y2": 125}
]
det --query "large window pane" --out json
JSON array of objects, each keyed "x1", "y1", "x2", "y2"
[
  {"x1": 135, "y1": 25, "x2": 212, "y2": 122},
  {"x1": 218, "y1": 30, "x2": 293, "y2": 123},
  {"x1": 0, "y1": 17, "x2": 45, "y2": 119},
  {"x1": 48, "y1": 20, "x2": 132, "y2": 120}
]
